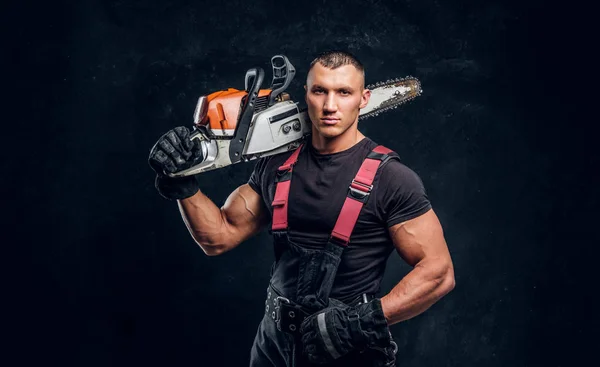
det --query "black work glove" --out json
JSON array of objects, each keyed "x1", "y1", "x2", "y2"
[
  {"x1": 299, "y1": 298, "x2": 394, "y2": 364},
  {"x1": 148, "y1": 126, "x2": 203, "y2": 200}
]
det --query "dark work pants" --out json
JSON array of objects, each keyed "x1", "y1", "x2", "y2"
[
  {"x1": 248, "y1": 288, "x2": 397, "y2": 367},
  {"x1": 250, "y1": 313, "x2": 296, "y2": 366},
  {"x1": 249, "y1": 235, "x2": 396, "y2": 367}
]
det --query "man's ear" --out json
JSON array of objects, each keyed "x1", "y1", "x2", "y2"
[{"x1": 359, "y1": 88, "x2": 371, "y2": 109}]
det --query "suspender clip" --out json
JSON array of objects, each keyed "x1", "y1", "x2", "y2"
[{"x1": 349, "y1": 180, "x2": 373, "y2": 202}]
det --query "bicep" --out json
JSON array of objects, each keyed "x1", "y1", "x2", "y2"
[
  {"x1": 220, "y1": 183, "x2": 270, "y2": 245},
  {"x1": 388, "y1": 209, "x2": 451, "y2": 267}
]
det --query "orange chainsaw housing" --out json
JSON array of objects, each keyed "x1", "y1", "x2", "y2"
[{"x1": 199, "y1": 88, "x2": 272, "y2": 133}]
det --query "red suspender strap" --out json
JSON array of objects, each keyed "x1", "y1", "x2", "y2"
[
  {"x1": 331, "y1": 145, "x2": 394, "y2": 246},
  {"x1": 271, "y1": 144, "x2": 304, "y2": 231}
]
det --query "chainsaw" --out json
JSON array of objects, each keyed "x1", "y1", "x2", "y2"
[{"x1": 168, "y1": 55, "x2": 422, "y2": 177}]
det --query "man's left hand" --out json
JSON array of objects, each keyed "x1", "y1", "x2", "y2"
[{"x1": 299, "y1": 298, "x2": 392, "y2": 364}]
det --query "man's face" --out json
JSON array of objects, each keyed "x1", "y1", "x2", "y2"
[{"x1": 305, "y1": 63, "x2": 370, "y2": 139}]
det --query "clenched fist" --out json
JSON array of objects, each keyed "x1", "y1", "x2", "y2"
[{"x1": 148, "y1": 126, "x2": 203, "y2": 200}]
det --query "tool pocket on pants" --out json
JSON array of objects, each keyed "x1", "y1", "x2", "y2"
[{"x1": 296, "y1": 246, "x2": 342, "y2": 311}]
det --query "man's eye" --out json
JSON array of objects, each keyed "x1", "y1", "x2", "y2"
[
  {"x1": 340, "y1": 90, "x2": 350, "y2": 95},
  {"x1": 313, "y1": 89, "x2": 324, "y2": 94}
]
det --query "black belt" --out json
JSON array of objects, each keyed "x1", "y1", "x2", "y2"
[{"x1": 264, "y1": 284, "x2": 374, "y2": 337}]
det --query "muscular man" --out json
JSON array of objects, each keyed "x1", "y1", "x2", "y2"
[{"x1": 148, "y1": 51, "x2": 455, "y2": 366}]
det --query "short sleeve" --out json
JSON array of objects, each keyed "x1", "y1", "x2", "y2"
[
  {"x1": 247, "y1": 157, "x2": 270, "y2": 197},
  {"x1": 376, "y1": 160, "x2": 432, "y2": 227}
]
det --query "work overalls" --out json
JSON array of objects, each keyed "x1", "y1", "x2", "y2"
[{"x1": 250, "y1": 143, "x2": 399, "y2": 367}]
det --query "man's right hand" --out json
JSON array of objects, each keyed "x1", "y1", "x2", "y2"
[{"x1": 148, "y1": 126, "x2": 203, "y2": 200}]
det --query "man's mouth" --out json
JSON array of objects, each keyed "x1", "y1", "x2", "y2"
[{"x1": 320, "y1": 118, "x2": 340, "y2": 125}]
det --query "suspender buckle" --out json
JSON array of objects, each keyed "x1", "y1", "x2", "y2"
[
  {"x1": 273, "y1": 295, "x2": 291, "y2": 332},
  {"x1": 275, "y1": 168, "x2": 293, "y2": 182},
  {"x1": 329, "y1": 234, "x2": 350, "y2": 247},
  {"x1": 349, "y1": 180, "x2": 373, "y2": 202}
]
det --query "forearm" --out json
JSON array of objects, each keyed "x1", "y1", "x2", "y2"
[
  {"x1": 177, "y1": 190, "x2": 230, "y2": 256},
  {"x1": 380, "y1": 258, "x2": 455, "y2": 325}
]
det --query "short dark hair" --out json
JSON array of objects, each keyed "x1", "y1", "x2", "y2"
[{"x1": 309, "y1": 50, "x2": 365, "y2": 74}]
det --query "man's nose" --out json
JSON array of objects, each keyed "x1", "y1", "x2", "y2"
[{"x1": 323, "y1": 93, "x2": 338, "y2": 112}]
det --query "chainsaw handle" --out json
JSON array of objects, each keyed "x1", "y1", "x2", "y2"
[
  {"x1": 268, "y1": 55, "x2": 295, "y2": 107},
  {"x1": 242, "y1": 67, "x2": 264, "y2": 114},
  {"x1": 245, "y1": 68, "x2": 262, "y2": 93},
  {"x1": 230, "y1": 67, "x2": 264, "y2": 163}
]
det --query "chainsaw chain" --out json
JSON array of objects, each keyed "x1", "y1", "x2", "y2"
[{"x1": 360, "y1": 76, "x2": 422, "y2": 120}]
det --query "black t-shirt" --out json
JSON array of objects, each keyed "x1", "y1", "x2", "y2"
[{"x1": 248, "y1": 136, "x2": 431, "y2": 303}]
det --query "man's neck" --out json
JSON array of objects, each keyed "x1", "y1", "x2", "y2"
[{"x1": 311, "y1": 129, "x2": 366, "y2": 155}]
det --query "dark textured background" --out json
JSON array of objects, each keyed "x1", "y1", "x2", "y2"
[{"x1": 6, "y1": 0, "x2": 594, "y2": 366}]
